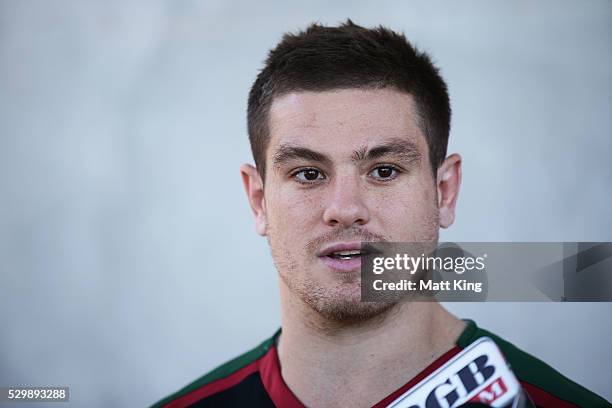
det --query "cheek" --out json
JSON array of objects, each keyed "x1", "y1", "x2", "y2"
[
  {"x1": 369, "y1": 181, "x2": 438, "y2": 239},
  {"x1": 265, "y1": 191, "x2": 323, "y2": 275},
  {"x1": 265, "y1": 189, "x2": 322, "y2": 248},
  {"x1": 268, "y1": 189, "x2": 320, "y2": 226}
]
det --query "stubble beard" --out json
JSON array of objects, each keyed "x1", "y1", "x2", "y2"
[
  {"x1": 269, "y1": 205, "x2": 440, "y2": 326},
  {"x1": 279, "y1": 265, "x2": 398, "y2": 325}
]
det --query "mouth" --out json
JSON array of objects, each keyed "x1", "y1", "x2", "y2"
[
  {"x1": 318, "y1": 242, "x2": 380, "y2": 272},
  {"x1": 327, "y1": 249, "x2": 363, "y2": 260}
]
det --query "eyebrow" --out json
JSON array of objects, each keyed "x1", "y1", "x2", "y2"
[
  {"x1": 351, "y1": 138, "x2": 422, "y2": 164},
  {"x1": 272, "y1": 138, "x2": 422, "y2": 167},
  {"x1": 272, "y1": 145, "x2": 333, "y2": 167}
]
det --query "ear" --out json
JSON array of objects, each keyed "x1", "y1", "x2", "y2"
[
  {"x1": 436, "y1": 153, "x2": 462, "y2": 229},
  {"x1": 240, "y1": 164, "x2": 267, "y2": 236}
]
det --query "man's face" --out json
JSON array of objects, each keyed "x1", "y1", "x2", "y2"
[{"x1": 242, "y1": 88, "x2": 459, "y2": 321}]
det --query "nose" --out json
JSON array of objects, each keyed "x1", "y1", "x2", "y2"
[{"x1": 322, "y1": 174, "x2": 371, "y2": 228}]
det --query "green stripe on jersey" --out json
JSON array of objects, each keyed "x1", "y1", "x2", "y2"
[{"x1": 150, "y1": 329, "x2": 280, "y2": 408}]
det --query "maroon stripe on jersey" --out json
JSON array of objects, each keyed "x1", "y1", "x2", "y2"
[
  {"x1": 259, "y1": 343, "x2": 306, "y2": 408},
  {"x1": 372, "y1": 346, "x2": 463, "y2": 408},
  {"x1": 162, "y1": 344, "x2": 305, "y2": 408},
  {"x1": 521, "y1": 381, "x2": 579, "y2": 408},
  {"x1": 162, "y1": 360, "x2": 262, "y2": 407}
]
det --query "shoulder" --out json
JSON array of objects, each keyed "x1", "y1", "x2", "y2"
[
  {"x1": 150, "y1": 330, "x2": 279, "y2": 408},
  {"x1": 457, "y1": 319, "x2": 610, "y2": 408}
]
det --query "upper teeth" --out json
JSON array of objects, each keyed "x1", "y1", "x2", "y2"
[{"x1": 332, "y1": 250, "x2": 361, "y2": 256}]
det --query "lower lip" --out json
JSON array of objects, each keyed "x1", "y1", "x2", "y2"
[{"x1": 320, "y1": 255, "x2": 362, "y2": 272}]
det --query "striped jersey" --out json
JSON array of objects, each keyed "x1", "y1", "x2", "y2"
[{"x1": 151, "y1": 320, "x2": 609, "y2": 407}]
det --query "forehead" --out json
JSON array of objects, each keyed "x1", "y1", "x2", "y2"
[{"x1": 268, "y1": 88, "x2": 425, "y2": 153}]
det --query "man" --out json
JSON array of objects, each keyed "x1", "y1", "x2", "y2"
[{"x1": 153, "y1": 21, "x2": 608, "y2": 408}]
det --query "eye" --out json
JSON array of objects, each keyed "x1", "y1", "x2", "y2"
[
  {"x1": 369, "y1": 165, "x2": 399, "y2": 180},
  {"x1": 293, "y1": 168, "x2": 325, "y2": 183}
]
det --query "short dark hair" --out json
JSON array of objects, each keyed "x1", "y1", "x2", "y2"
[{"x1": 247, "y1": 20, "x2": 451, "y2": 180}]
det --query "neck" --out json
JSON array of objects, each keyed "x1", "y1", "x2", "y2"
[{"x1": 277, "y1": 281, "x2": 465, "y2": 408}]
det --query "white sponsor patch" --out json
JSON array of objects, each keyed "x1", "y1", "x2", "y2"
[{"x1": 386, "y1": 337, "x2": 521, "y2": 408}]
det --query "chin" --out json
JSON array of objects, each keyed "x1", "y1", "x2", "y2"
[
  {"x1": 300, "y1": 278, "x2": 397, "y2": 323},
  {"x1": 313, "y1": 299, "x2": 397, "y2": 324}
]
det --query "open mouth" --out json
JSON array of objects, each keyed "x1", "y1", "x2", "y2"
[
  {"x1": 319, "y1": 243, "x2": 381, "y2": 272},
  {"x1": 327, "y1": 250, "x2": 363, "y2": 260}
]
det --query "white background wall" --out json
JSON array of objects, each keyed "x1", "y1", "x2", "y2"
[{"x1": 0, "y1": 1, "x2": 610, "y2": 406}]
